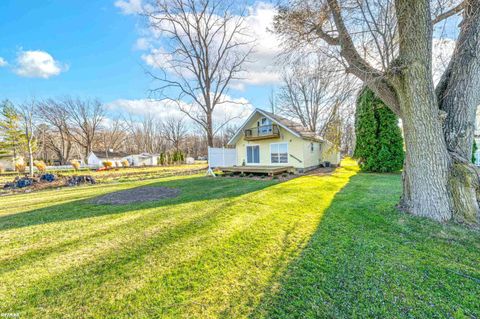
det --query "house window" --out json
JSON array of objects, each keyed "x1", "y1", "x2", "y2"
[
  {"x1": 271, "y1": 143, "x2": 288, "y2": 164},
  {"x1": 246, "y1": 145, "x2": 260, "y2": 164},
  {"x1": 310, "y1": 143, "x2": 314, "y2": 152}
]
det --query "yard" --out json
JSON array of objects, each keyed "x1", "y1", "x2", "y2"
[{"x1": 0, "y1": 160, "x2": 478, "y2": 318}]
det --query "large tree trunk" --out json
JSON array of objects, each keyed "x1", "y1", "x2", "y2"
[
  {"x1": 395, "y1": 77, "x2": 452, "y2": 221},
  {"x1": 435, "y1": 0, "x2": 480, "y2": 224},
  {"x1": 392, "y1": 0, "x2": 452, "y2": 221},
  {"x1": 437, "y1": 1, "x2": 480, "y2": 159}
]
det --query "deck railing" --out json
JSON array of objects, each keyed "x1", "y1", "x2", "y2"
[{"x1": 244, "y1": 124, "x2": 280, "y2": 140}]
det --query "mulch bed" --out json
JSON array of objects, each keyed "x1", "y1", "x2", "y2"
[
  {"x1": 305, "y1": 166, "x2": 335, "y2": 176},
  {"x1": 91, "y1": 186, "x2": 180, "y2": 205}
]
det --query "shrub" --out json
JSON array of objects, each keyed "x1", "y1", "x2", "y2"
[
  {"x1": 71, "y1": 160, "x2": 81, "y2": 171},
  {"x1": 121, "y1": 159, "x2": 130, "y2": 167},
  {"x1": 159, "y1": 153, "x2": 166, "y2": 165},
  {"x1": 0, "y1": 163, "x2": 4, "y2": 173},
  {"x1": 15, "y1": 162, "x2": 26, "y2": 172},
  {"x1": 354, "y1": 87, "x2": 404, "y2": 172},
  {"x1": 102, "y1": 160, "x2": 113, "y2": 169},
  {"x1": 172, "y1": 150, "x2": 185, "y2": 164},
  {"x1": 33, "y1": 160, "x2": 47, "y2": 172}
]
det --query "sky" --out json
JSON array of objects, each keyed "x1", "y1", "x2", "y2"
[
  {"x1": 0, "y1": 0, "x2": 460, "y2": 125},
  {"x1": 0, "y1": 0, "x2": 281, "y2": 122}
]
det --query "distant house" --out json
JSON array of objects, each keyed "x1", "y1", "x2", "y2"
[
  {"x1": 0, "y1": 154, "x2": 22, "y2": 171},
  {"x1": 87, "y1": 150, "x2": 129, "y2": 167},
  {"x1": 87, "y1": 151, "x2": 158, "y2": 167},
  {"x1": 124, "y1": 153, "x2": 158, "y2": 166},
  {"x1": 226, "y1": 108, "x2": 340, "y2": 172}
]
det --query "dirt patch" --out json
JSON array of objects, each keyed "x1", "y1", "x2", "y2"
[
  {"x1": 305, "y1": 166, "x2": 335, "y2": 176},
  {"x1": 91, "y1": 186, "x2": 180, "y2": 205}
]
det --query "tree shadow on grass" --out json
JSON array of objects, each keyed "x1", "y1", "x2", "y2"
[
  {"x1": 252, "y1": 173, "x2": 480, "y2": 319},
  {"x1": 0, "y1": 176, "x2": 276, "y2": 232}
]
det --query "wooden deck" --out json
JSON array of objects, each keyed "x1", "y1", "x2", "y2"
[{"x1": 219, "y1": 165, "x2": 294, "y2": 176}]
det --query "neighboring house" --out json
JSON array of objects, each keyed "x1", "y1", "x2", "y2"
[
  {"x1": 88, "y1": 151, "x2": 159, "y2": 167},
  {"x1": 124, "y1": 153, "x2": 158, "y2": 166},
  {"x1": 0, "y1": 154, "x2": 22, "y2": 171},
  {"x1": 227, "y1": 108, "x2": 340, "y2": 172},
  {"x1": 87, "y1": 150, "x2": 129, "y2": 167}
]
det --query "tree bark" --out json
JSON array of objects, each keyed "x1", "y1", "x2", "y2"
[
  {"x1": 206, "y1": 112, "x2": 214, "y2": 147},
  {"x1": 436, "y1": 0, "x2": 480, "y2": 224},
  {"x1": 392, "y1": 0, "x2": 452, "y2": 221},
  {"x1": 27, "y1": 142, "x2": 34, "y2": 177}
]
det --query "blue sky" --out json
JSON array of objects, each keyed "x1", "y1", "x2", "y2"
[
  {"x1": 0, "y1": 0, "x2": 459, "y2": 121},
  {"x1": 0, "y1": 0, "x2": 278, "y2": 113}
]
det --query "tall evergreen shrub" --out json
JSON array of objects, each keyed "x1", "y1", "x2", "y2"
[{"x1": 354, "y1": 88, "x2": 404, "y2": 172}]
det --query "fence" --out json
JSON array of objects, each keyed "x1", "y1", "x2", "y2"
[
  {"x1": 25, "y1": 164, "x2": 97, "y2": 172},
  {"x1": 207, "y1": 147, "x2": 237, "y2": 168}
]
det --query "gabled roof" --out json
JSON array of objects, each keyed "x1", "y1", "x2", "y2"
[
  {"x1": 91, "y1": 150, "x2": 129, "y2": 159},
  {"x1": 227, "y1": 108, "x2": 325, "y2": 145}
]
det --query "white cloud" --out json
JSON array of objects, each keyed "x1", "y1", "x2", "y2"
[
  {"x1": 134, "y1": 37, "x2": 151, "y2": 51},
  {"x1": 115, "y1": 0, "x2": 143, "y2": 15},
  {"x1": 106, "y1": 95, "x2": 254, "y2": 128},
  {"x1": 139, "y1": 2, "x2": 282, "y2": 89},
  {"x1": 14, "y1": 50, "x2": 66, "y2": 78},
  {"x1": 238, "y1": 2, "x2": 282, "y2": 86},
  {"x1": 0, "y1": 57, "x2": 7, "y2": 67},
  {"x1": 106, "y1": 98, "x2": 185, "y2": 118}
]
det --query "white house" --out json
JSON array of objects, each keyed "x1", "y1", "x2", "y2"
[
  {"x1": 225, "y1": 108, "x2": 341, "y2": 172},
  {"x1": 124, "y1": 153, "x2": 158, "y2": 166},
  {"x1": 87, "y1": 151, "x2": 159, "y2": 168},
  {"x1": 87, "y1": 150, "x2": 129, "y2": 168},
  {"x1": 0, "y1": 154, "x2": 22, "y2": 171}
]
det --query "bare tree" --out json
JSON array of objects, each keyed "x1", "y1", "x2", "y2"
[
  {"x1": 144, "y1": 0, "x2": 254, "y2": 147},
  {"x1": 18, "y1": 100, "x2": 36, "y2": 177},
  {"x1": 64, "y1": 98, "x2": 104, "y2": 159},
  {"x1": 97, "y1": 118, "x2": 128, "y2": 154},
  {"x1": 277, "y1": 57, "x2": 357, "y2": 134},
  {"x1": 275, "y1": 0, "x2": 480, "y2": 224},
  {"x1": 125, "y1": 113, "x2": 164, "y2": 154},
  {"x1": 37, "y1": 99, "x2": 73, "y2": 165},
  {"x1": 161, "y1": 117, "x2": 188, "y2": 151}
]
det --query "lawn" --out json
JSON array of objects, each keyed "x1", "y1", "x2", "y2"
[{"x1": 0, "y1": 160, "x2": 478, "y2": 318}]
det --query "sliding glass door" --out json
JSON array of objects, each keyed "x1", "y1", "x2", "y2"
[{"x1": 246, "y1": 145, "x2": 260, "y2": 164}]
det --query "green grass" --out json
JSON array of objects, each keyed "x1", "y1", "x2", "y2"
[{"x1": 0, "y1": 160, "x2": 478, "y2": 318}]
